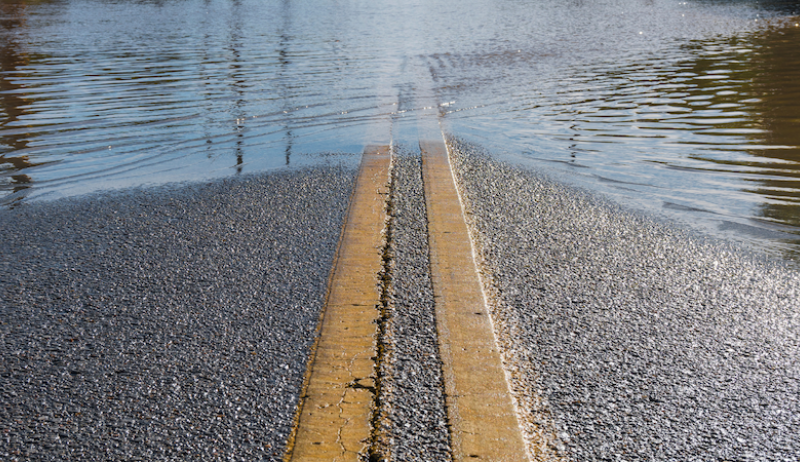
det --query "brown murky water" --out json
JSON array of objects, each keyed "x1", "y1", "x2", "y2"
[
  {"x1": 439, "y1": 14, "x2": 800, "y2": 261},
  {"x1": 1, "y1": 0, "x2": 799, "y2": 262}
]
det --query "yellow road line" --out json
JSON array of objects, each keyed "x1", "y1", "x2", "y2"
[
  {"x1": 286, "y1": 145, "x2": 390, "y2": 462},
  {"x1": 420, "y1": 123, "x2": 530, "y2": 462}
]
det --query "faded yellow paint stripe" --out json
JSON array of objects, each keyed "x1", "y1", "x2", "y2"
[
  {"x1": 286, "y1": 146, "x2": 390, "y2": 462},
  {"x1": 420, "y1": 125, "x2": 530, "y2": 462}
]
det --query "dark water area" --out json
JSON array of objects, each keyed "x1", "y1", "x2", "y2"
[{"x1": 1, "y1": 0, "x2": 800, "y2": 263}]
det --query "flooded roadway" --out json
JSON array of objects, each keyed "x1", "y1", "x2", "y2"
[
  {"x1": 1, "y1": 0, "x2": 800, "y2": 262},
  {"x1": 2, "y1": 2, "x2": 800, "y2": 460}
]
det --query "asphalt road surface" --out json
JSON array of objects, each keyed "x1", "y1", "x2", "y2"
[
  {"x1": 0, "y1": 166, "x2": 355, "y2": 461},
  {"x1": 449, "y1": 137, "x2": 800, "y2": 462},
  {"x1": 3, "y1": 142, "x2": 800, "y2": 461}
]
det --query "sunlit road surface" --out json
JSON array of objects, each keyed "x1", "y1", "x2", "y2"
[
  {"x1": 284, "y1": 97, "x2": 800, "y2": 461},
  {"x1": 287, "y1": 116, "x2": 529, "y2": 461},
  {"x1": 447, "y1": 139, "x2": 800, "y2": 461},
  {"x1": 418, "y1": 119, "x2": 529, "y2": 461},
  {"x1": 287, "y1": 145, "x2": 389, "y2": 461}
]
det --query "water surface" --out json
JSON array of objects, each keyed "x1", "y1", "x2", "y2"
[{"x1": 1, "y1": 0, "x2": 800, "y2": 261}]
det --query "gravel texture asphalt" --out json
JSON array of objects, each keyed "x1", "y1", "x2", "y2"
[
  {"x1": 379, "y1": 147, "x2": 452, "y2": 462},
  {"x1": 0, "y1": 166, "x2": 355, "y2": 462},
  {"x1": 448, "y1": 137, "x2": 800, "y2": 461},
  {"x1": 4, "y1": 138, "x2": 799, "y2": 462}
]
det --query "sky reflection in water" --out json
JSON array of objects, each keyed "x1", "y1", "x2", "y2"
[{"x1": 1, "y1": 0, "x2": 800, "y2": 262}]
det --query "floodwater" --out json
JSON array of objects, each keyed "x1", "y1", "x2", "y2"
[{"x1": 1, "y1": 0, "x2": 799, "y2": 262}]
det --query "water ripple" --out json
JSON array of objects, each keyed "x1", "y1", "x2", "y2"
[{"x1": 2, "y1": 0, "x2": 800, "y2": 260}]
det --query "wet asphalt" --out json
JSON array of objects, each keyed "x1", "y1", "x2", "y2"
[
  {"x1": 3, "y1": 142, "x2": 800, "y2": 461},
  {"x1": 0, "y1": 166, "x2": 355, "y2": 461},
  {"x1": 448, "y1": 138, "x2": 800, "y2": 462},
  {"x1": 380, "y1": 147, "x2": 451, "y2": 461}
]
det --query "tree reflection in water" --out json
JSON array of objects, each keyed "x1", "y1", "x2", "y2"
[
  {"x1": 745, "y1": 24, "x2": 800, "y2": 259},
  {"x1": 0, "y1": 1, "x2": 35, "y2": 198}
]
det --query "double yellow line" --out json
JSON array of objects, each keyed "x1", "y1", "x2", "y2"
[{"x1": 285, "y1": 124, "x2": 528, "y2": 461}]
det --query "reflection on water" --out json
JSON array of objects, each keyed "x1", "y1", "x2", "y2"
[
  {"x1": 749, "y1": 26, "x2": 800, "y2": 225},
  {"x1": 1, "y1": 0, "x2": 800, "y2": 262},
  {"x1": 0, "y1": 0, "x2": 392, "y2": 204},
  {"x1": 0, "y1": 0, "x2": 35, "y2": 196},
  {"x1": 437, "y1": 5, "x2": 800, "y2": 261}
]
